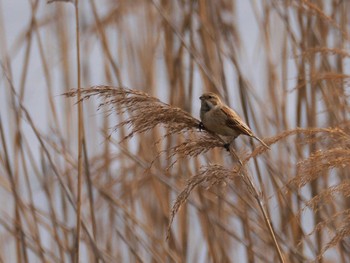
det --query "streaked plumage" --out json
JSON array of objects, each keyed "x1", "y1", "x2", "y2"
[{"x1": 199, "y1": 92, "x2": 270, "y2": 149}]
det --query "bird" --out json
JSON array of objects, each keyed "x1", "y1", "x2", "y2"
[{"x1": 199, "y1": 92, "x2": 270, "y2": 149}]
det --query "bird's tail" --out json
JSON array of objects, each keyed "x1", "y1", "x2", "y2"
[{"x1": 252, "y1": 136, "x2": 270, "y2": 150}]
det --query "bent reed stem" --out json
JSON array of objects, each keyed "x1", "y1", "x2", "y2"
[{"x1": 235, "y1": 154, "x2": 285, "y2": 263}]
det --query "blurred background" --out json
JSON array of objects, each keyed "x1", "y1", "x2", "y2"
[{"x1": 0, "y1": 0, "x2": 350, "y2": 262}]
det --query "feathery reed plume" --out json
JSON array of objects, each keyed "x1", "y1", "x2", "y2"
[
  {"x1": 296, "y1": 47, "x2": 350, "y2": 59},
  {"x1": 65, "y1": 86, "x2": 202, "y2": 140},
  {"x1": 297, "y1": 0, "x2": 350, "y2": 40},
  {"x1": 303, "y1": 180, "x2": 350, "y2": 212},
  {"x1": 286, "y1": 126, "x2": 350, "y2": 189},
  {"x1": 315, "y1": 223, "x2": 350, "y2": 262},
  {"x1": 243, "y1": 126, "x2": 350, "y2": 166},
  {"x1": 166, "y1": 164, "x2": 238, "y2": 240},
  {"x1": 290, "y1": 147, "x2": 350, "y2": 189},
  {"x1": 165, "y1": 132, "x2": 226, "y2": 169}
]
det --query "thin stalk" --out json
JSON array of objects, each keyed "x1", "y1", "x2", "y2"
[
  {"x1": 74, "y1": 0, "x2": 84, "y2": 262},
  {"x1": 2, "y1": 64, "x2": 106, "y2": 262},
  {"x1": 0, "y1": 116, "x2": 28, "y2": 263},
  {"x1": 236, "y1": 160, "x2": 285, "y2": 263}
]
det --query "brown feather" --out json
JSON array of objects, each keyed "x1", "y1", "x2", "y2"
[{"x1": 220, "y1": 105, "x2": 253, "y2": 136}]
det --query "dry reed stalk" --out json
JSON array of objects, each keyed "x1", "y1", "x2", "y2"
[
  {"x1": 3, "y1": 67, "x2": 107, "y2": 262},
  {"x1": 0, "y1": 117, "x2": 28, "y2": 262},
  {"x1": 72, "y1": 0, "x2": 85, "y2": 262}
]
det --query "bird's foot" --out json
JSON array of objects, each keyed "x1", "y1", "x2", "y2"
[
  {"x1": 198, "y1": 121, "x2": 205, "y2": 131},
  {"x1": 223, "y1": 143, "x2": 230, "y2": 151}
]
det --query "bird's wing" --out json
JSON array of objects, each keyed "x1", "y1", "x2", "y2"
[{"x1": 220, "y1": 105, "x2": 253, "y2": 136}]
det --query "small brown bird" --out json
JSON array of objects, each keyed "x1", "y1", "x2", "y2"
[{"x1": 199, "y1": 92, "x2": 270, "y2": 149}]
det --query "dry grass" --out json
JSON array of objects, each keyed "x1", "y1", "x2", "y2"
[
  {"x1": 1, "y1": 0, "x2": 350, "y2": 262},
  {"x1": 65, "y1": 86, "x2": 203, "y2": 140}
]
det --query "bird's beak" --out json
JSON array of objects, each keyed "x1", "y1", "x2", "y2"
[{"x1": 199, "y1": 95, "x2": 203, "y2": 100}]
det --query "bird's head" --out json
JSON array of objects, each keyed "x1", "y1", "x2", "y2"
[{"x1": 199, "y1": 92, "x2": 222, "y2": 110}]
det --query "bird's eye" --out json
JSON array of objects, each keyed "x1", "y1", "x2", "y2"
[{"x1": 208, "y1": 95, "x2": 213, "y2": 99}]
